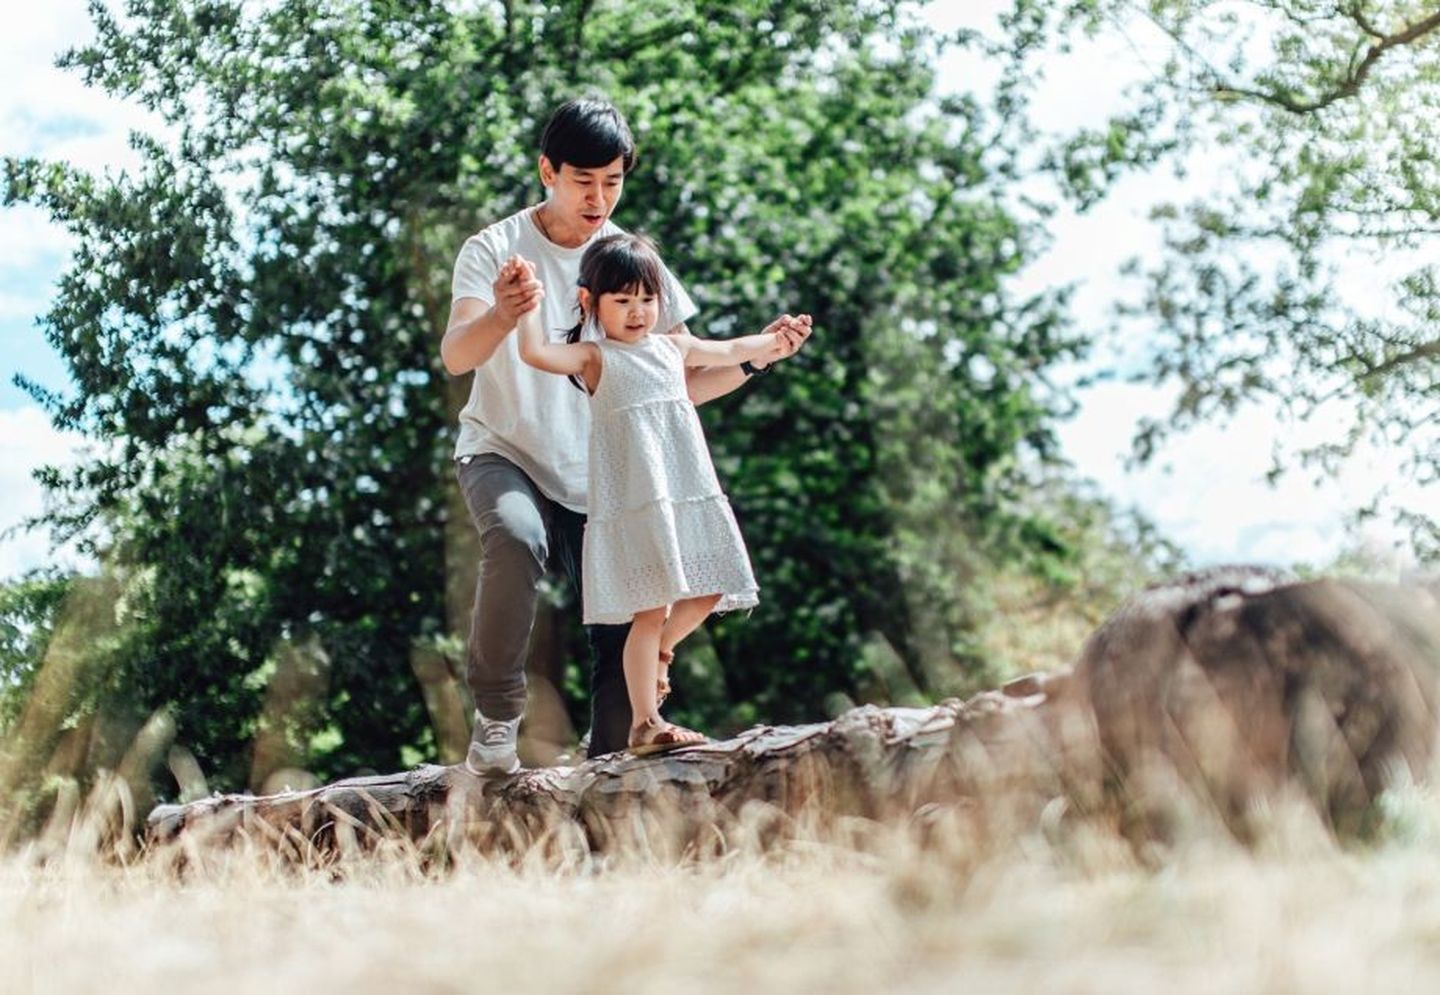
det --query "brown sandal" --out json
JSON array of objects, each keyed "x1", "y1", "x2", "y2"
[
  {"x1": 628, "y1": 717, "x2": 705, "y2": 757},
  {"x1": 656, "y1": 649, "x2": 674, "y2": 708}
]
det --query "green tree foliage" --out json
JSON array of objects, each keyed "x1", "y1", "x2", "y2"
[
  {"x1": 0, "y1": 572, "x2": 73, "y2": 737},
  {"x1": 0, "y1": 569, "x2": 145, "y2": 839},
  {"x1": 3, "y1": 0, "x2": 1085, "y2": 792},
  {"x1": 989, "y1": 0, "x2": 1439, "y2": 560}
]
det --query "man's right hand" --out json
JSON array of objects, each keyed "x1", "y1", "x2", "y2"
[
  {"x1": 441, "y1": 257, "x2": 545, "y2": 375},
  {"x1": 493, "y1": 256, "x2": 544, "y2": 328}
]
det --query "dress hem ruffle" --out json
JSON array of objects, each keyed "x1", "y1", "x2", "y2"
[{"x1": 583, "y1": 589, "x2": 759, "y2": 627}]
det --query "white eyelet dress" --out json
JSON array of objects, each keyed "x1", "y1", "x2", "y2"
[{"x1": 581, "y1": 333, "x2": 759, "y2": 625}]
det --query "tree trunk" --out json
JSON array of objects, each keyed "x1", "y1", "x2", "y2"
[{"x1": 145, "y1": 570, "x2": 1440, "y2": 855}]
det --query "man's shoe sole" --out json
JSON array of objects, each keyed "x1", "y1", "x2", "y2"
[{"x1": 464, "y1": 757, "x2": 521, "y2": 776}]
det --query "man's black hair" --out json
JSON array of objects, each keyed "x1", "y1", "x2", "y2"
[{"x1": 539, "y1": 97, "x2": 637, "y2": 174}]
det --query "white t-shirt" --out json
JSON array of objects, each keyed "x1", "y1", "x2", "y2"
[{"x1": 450, "y1": 206, "x2": 698, "y2": 512}]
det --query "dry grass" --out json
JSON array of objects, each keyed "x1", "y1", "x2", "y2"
[{"x1": 7, "y1": 788, "x2": 1440, "y2": 994}]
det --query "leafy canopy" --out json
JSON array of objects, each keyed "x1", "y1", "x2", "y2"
[
  {"x1": 991, "y1": 0, "x2": 1439, "y2": 560},
  {"x1": 4, "y1": 0, "x2": 1086, "y2": 793}
]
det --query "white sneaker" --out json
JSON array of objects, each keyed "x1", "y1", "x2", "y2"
[{"x1": 464, "y1": 710, "x2": 521, "y2": 775}]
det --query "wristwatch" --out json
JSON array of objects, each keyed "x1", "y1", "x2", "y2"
[{"x1": 740, "y1": 360, "x2": 770, "y2": 377}]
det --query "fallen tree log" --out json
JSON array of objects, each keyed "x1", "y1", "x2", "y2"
[{"x1": 145, "y1": 568, "x2": 1440, "y2": 855}]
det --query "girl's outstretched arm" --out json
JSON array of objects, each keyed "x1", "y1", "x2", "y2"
[
  {"x1": 681, "y1": 314, "x2": 812, "y2": 403},
  {"x1": 515, "y1": 298, "x2": 601, "y2": 392},
  {"x1": 675, "y1": 329, "x2": 785, "y2": 368}
]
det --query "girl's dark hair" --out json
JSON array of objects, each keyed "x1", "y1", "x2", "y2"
[
  {"x1": 560, "y1": 233, "x2": 666, "y2": 391},
  {"x1": 540, "y1": 98, "x2": 637, "y2": 173}
]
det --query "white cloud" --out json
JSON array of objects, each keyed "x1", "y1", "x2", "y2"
[
  {"x1": 0, "y1": 2, "x2": 95, "y2": 79},
  {"x1": 0, "y1": 205, "x2": 74, "y2": 273},
  {"x1": 0, "y1": 406, "x2": 92, "y2": 580},
  {"x1": 0, "y1": 207, "x2": 75, "y2": 329},
  {"x1": 2, "y1": 1, "x2": 159, "y2": 155},
  {"x1": 1, "y1": 1, "x2": 166, "y2": 284}
]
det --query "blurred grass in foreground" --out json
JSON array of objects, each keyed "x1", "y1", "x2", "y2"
[{"x1": 6, "y1": 777, "x2": 1440, "y2": 994}]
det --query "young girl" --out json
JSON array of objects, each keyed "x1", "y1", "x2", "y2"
[{"x1": 515, "y1": 233, "x2": 806, "y2": 755}]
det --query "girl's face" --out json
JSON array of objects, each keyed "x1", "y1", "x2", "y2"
[{"x1": 591, "y1": 284, "x2": 660, "y2": 343}]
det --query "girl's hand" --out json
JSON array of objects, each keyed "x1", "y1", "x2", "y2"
[
  {"x1": 758, "y1": 313, "x2": 813, "y2": 366},
  {"x1": 494, "y1": 256, "x2": 544, "y2": 326}
]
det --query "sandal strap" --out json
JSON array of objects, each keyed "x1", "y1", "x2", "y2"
[
  {"x1": 630, "y1": 718, "x2": 704, "y2": 749},
  {"x1": 656, "y1": 650, "x2": 675, "y2": 707}
]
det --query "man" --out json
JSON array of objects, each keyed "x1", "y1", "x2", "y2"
[{"x1": 441, "y1": 97, "x2": 810, "y2": 772}]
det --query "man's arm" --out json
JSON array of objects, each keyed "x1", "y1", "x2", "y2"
[
  {"x1": 670, "y1": 322, "x2": 739, "y2": 405},
  {"x1": 441, "y1": 299, "x2": 515, "y2": 375},
  {"x1": 440, "y1": 257, "x2": 542, "y2": 375},
  {"x1": 686, "y1": 364, "x2": 751, "y2": 406}
]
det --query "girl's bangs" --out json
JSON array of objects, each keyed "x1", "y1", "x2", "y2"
[{"x1": 597, "y1": 243, "x2": 664, "y2": 296}]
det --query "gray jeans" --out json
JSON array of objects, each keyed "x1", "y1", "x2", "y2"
[{"x1": 456, "y1": 453, "x2": 631, "y2": 757}]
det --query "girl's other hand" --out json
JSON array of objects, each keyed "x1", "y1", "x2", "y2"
[{"x1": 762, "y1": 313, "x2": 812, "y2": 362}]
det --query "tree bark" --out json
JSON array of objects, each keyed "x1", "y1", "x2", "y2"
[{"x1": 145, "y1": 569, "x2": 1440, "y2": 855}]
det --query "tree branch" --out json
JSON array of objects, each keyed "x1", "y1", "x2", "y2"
[
  {"x1": 1357, "y1": 338, "x2": 1440, "y2": 382},
  {"x1": 571, "y1": 0, "x2": 595, "y2": 65},
  {"x1": 593, "y1": 15, "x2": 700, "y2": 63},
  {"x1": 1211, "y1": 7, "x2": 1440, "y2": 114},
  {"x1": 1343, "y1": 2, "x2": 1388, "y2": 41}
]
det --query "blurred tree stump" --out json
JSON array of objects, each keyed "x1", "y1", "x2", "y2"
[
  {"x1": 1076, "y1": 567, "x2": 1440, "y2": 838},
  {"x1": 146, "y1": 569, "x2": 1440, "y2": 854}
]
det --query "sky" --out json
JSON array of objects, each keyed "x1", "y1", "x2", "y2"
[
  {"x1": 0, "y1": 1, "x2": 1426, "y2": 583},
  {"x1": 0, "y1": 0, "x2": 159, "y2": 580}
]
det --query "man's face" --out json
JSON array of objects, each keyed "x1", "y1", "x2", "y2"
[{"x1": 541, "y1": 156, "x2": 626, "y2": 233}]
